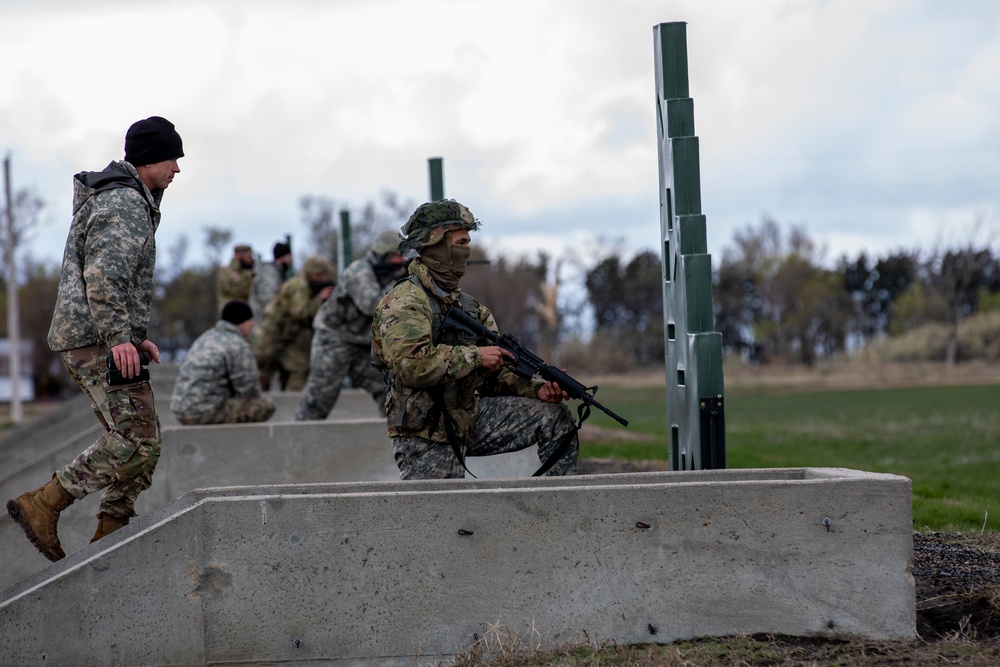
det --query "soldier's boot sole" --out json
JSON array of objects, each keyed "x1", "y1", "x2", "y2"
[{"x1": 7, "y1": 498, "x2": 65, "y2": 562}]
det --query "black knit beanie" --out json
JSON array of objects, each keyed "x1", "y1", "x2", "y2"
[
  {"x1": 273, "y1": 242, "x2": 292, "y2": 260},
  {"x1": 124, "y1": 116, "x2": 184, "y2": 166},
  {"x1": 221, "y1": 300, "x2": 254, "y2": 325}
]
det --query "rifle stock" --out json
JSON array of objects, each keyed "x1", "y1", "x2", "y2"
[{"x1": 441, "y1": 305, "x2": 629, "y2": 428}]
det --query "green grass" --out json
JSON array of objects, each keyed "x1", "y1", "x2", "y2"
[{"x1": 581, "y1": 382, "x2": 1000, "y2": 532}]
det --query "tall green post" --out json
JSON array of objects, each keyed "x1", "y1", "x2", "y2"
[
  {"x1": 339, "y1": 209, "x2": 352, "y2": 276},
  {"x1": 428, "y1": 157, "x2": 445, "y2": 201},
  {"x1": 654, "y1": 22, "x2": 726, "y2": 470}
]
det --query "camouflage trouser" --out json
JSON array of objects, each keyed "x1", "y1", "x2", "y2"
[
  {"x1": 176, "y1": 396, "x2": 276, "y2": 425},
  {"x1": 391, "y1": 396, "x2": 579, "y2": 480},
  {"x1": 55, "y1": 345, "x2": 162, "y2": 520},
  {"x1": 295, "y1": 332, "x2": 387, "y2": 421},
  {"x1": 253, "y1": 336, "x2": 309, "y2": 391}
]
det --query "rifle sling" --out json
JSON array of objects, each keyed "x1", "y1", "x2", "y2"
[
  {"x1": 441, "y1": 402, "x2": 477, "y2": 479},
  {"x1": 531, "y1": 402, "x2": 588, "y2": 477}
]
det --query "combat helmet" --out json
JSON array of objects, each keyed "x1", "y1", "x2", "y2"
[
  {"x1": 302, "y1": 256, "x2": 334, "y2": 277},
  {"x1": 370, "y1": 230, "x2": 402, "y2": 256},
  {"x1": 400, "y1": 199, "x2": 480, "y2": 250}
]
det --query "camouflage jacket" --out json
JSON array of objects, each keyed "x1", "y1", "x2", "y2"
[
  {"x1": 371, "y1": 260, "x2": 542, "y2": 442},
  {"x1": 48, "y1": 160, "x2": 161, "y2": 352},
  {"x1": 255, "y1": 273, "x2": 326, "y2": 345},
  {"x1": 248, "y1": 261, "x2": 286, "y2": 320},
  {"x1": 216, "y1": 257, "x2": 254, "y2": 305},
  {"x1": 314, "y1": 251, "x2": 399, "y2": 346},
  {"x1": 170, "y1": 320, "x2": 263, "y2": 421}
]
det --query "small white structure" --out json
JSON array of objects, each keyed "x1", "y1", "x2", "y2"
[{"x1": 0, "y1": 338, "x2": 34, "y2": 402}]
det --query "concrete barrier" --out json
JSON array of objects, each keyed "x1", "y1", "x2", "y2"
[
  {"x1": 0, "y1": 468, "x2": 915, "y2": 666},
  {"x1": 156, "y1": 387, "x2": 384, "y2": 427},
  {"x1": 0, "y1": 417, "x2": 539, "y2": 590}
]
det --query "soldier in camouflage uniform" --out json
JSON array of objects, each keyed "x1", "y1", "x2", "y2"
[
  {"x1": 248, "y1": 240, "x2": 293, "y2": 320},
  {"x1": 371, "y1": 200, "x2": 579, "y2": 480},
  {"x1": 295, "y1": 231, "x2": 408, "y2": 420},
  {"x1": 171, "y1": 300, "x2": 276, "y2": 425},
  {"x1": 251, "y1": 256, "x2": 335, "y2": 391},
  {"x1": 6, "y1": 116, "x2": 183, "y2": 561},
  {"x1": 216, "y1": 243, "x2": 255, "y2": 307}
]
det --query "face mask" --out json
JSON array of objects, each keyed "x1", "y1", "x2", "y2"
[
  {"x1": 308, "y1": 278, "x2": 333, "y2": 296},
  {"x1": 420, "y1": 240, "x2": 471, "y2": 291}
]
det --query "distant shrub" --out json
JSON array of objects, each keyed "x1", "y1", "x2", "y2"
[
  {"x1": 869, "y1": 311, "x2": 1000, "y2": 362},
  {"x1": 958, "y1": 310, "x2": 1000, "y2": 361}
]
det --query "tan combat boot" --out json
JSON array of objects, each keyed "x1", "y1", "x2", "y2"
[
  {"x1": 90, "y1": 512, "x2": 129, "y2": 543},
  {"x1": 6, "y1": 474, "x2": 75, "y2": 562}
]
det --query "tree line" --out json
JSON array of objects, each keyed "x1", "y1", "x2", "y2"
[{"x1": 1, "y1": 184, "x2": 999, "y2": 398}]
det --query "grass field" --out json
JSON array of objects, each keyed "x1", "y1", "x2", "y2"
[{"x1": 579, "y1": 368, "x2": 1000, "y2": 533}]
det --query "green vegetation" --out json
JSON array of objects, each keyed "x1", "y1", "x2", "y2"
[{"x1": 581, "y1": 382, "x2": 1000, "y2": 532}]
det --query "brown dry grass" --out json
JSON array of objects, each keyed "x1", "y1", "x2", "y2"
[{"x1": 587, "y1": 358, "x2": 1000, "y2": 394}]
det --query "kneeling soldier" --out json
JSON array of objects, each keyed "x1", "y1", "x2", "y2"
[{"x1": 170, "y1": 300, "x2": 276, "y2": 425}]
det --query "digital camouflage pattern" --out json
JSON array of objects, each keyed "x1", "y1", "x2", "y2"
[
  {"x1": 295, "y1": 250, "x2": 401, "y2": 420},
  {"x1": 372, "y1": 259, "x2": 544, "y2": 442},
  {"x1": 48, "y1": 161, "x2": 160, "y2": 352},
  {"x1": 248, "y1": 261, "x2": 286, "y2": 322},
  {"x1": 391, "y1": 396, "x2": 578, "y2": 479},
  {"x1": 216, "y1": 257, "x2": 254, "y2": 305},
  {"x1": 170, "y1": 320, "x2": 275, "y2": 424},
  {"x1": 315, "y1": 249, "x2": 401, "y2": 346},
  {"x1": 252, "y1": 273, "x2": 328, "y2": 390},
  {"x1": 295, "y1": 335, "x2": 387, "y2": 420},
  {"x1": 55, "y1": 345, "x2": 161, "y2": 520}
]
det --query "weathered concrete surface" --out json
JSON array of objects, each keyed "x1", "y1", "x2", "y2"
[
  {"x1": 0, "y1": 468, "x2": 914, "y2": 666},
  {"x1": 0, "y1": 416, "x2": 538, "y2": 591}
]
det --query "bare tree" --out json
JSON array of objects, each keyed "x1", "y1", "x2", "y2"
[
  {"x1": 300, "y1": 195, "x2": 337, "y2": 262},
  {"x1": 202, "y1": 226, "x2": 233, "y2": 268},
  {"x1": 0, "y1": 185, "x2": 45, "y2": 279}
]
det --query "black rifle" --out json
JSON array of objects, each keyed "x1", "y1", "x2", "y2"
[{"x1": 441, "y1": 305, "x2": 629, "y2": 428}]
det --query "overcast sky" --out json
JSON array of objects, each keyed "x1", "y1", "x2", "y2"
[{"x1": 1, "y1": 0, "x2": 998, "y2": 274}]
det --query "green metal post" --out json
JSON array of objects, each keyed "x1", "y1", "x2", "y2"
[
  {"x1": 654, "y1": 22, "x2": 726, "y2": 470},
  {"x1": 339, "y1": 209, "x2": 352, "y2": 276},
  {"x1": 428, "y1": 157, "x2": 445, "y2": 201}
]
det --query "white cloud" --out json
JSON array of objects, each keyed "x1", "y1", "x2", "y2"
[{"x1": 2, "y1": 0, "x2": 998, "y2": 271}]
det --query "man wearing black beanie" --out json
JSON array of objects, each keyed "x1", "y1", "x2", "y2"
[
  {"x1": 7, "y1": 116, "x2": 185, "y2": 560},
  {"x1": 171, "y1": 300, "x2": 276, "y2": 426}
]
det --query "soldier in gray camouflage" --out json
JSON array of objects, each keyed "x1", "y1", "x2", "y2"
[
  {"x1": 251, "y1": 256, "x2": 335, "y2": 391},
  {"x1": 6, "y1": 116, "x2": 184, "y2": 561},
  {"x1": 248, "y1": 240, "x2": 293, "y2": 320},
  {"x1": 371, "y1": 200, "x2": 579, "y2": 480},
  {"x1": 171, "y1": 300, "x2": 276, "y2": 425},
  {"x1": 295, "y1": 231, "x2": 408, "y2": 420},
  {"x1": 216, "y1": 243, "x2": 255, "y2": 308}
]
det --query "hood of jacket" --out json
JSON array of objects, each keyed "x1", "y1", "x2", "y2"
[{"x1": 72, "y1": 160, "x2": 158, "y2": 216}]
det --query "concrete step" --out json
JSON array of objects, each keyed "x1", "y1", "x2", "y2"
[{"x1": 0, "y1": 417, "x2": 539, "y2": 590}]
